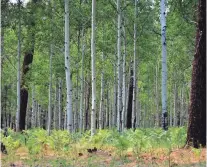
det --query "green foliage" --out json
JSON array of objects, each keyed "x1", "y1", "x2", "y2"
[{"x1": 2, "y1": 127, "x2": 187, "y2": 156}]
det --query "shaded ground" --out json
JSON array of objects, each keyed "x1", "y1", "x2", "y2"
[{"x1": 1, "y1": 147, "x2": 206, "y2": 167}]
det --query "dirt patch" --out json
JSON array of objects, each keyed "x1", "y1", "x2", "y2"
[{"x1": 1, "y1": 147, "x2": 206, "y2": 167}]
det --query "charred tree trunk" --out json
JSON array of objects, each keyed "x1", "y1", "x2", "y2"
[
  {"x1": 186, "y1": 0, "x2": 206, "y2": 148},
  {"x1": 126, "y1": 65, "x2": 133, "y2": 129},
  {"x1": 20, "y1": 52, "x2": 33, "y2": 131},
  {"x1": 19, "y1": 88, "x2": 28, "y2": 130}
]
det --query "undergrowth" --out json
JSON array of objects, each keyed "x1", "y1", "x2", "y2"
[{"x1": 1, "y1": 127, "x2": 187, "y2": 156}]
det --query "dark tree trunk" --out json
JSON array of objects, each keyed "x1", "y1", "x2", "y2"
[
  {"x1": 19, "y1": 52, "x2": 33, "y2": 131},
  {"x1": 186, "y1": 0, "x2": 206, "y2": 148},
  {"x1": 126, "y1": 67, "x2": 133, "y2": 129},
  {"x1": 19, "y1": 88, "x2": 28, "y2": 131}
]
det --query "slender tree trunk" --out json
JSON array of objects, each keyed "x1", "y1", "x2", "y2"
[
  {"x1": 99, "y1": 52, "x2": 104, "y2": 129},
  {"x1": 65, "y1": 0, "x2": 73, "y2": 133},
  {"x1": 126, "y1": 64, "x2": 133, "y2": 129},
  {"x1": 121, "y1": 11, "x2": 126, "y2": 131},
  {"x1": 160, "y1": 0, "x2": 168, "y2": 130},
  {"x1": 113, "y1": 65, "x2": 117, "y2": 127},
  {"x1": 79, "y1": 28, "x2": 85, "y2": 132},
  {"x1": 170, "y1": 95, "x2": 172, "y2": 127},
  {"x1": 132, "y1": 0, "x2": 138, "y2": 130},
  {"x1": 53, "y1": 80, "x2": 58, "y2": 130},
  {"x1": 0, "y1": 0, "x2": 1, "y2": 118},
  {"x1": 116, "y1": 0, "x2": 122, "y2": 132},
  {"x1": 16, "y1": 0, "x2": 21, "y2": 132},
  {"x1": 155, "y1": 63, "x2": 160, "y2": 127},
  {"x1": 187, "y1": 0, "x2": 206, "y2": 148},
  {"x1": 173, "y1": 83, "x2": 177, "y2": 126},
  {"x1": 58, "y1": 79, "x2": 62, "y2": 130},
  {"x1": 91, "y1": 0, "x2": 96, "y2": 136},
  {"x1": 47, "y1": 42, "x2": 53, "y2": 135}
]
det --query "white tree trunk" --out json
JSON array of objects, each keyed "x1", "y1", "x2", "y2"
[
  {"x1": 16, "y1": 0, "x2": 21, "y2": 132},
  {"x1": 47, "y1": 44, "x2": 53, "y2": 135},
  {"x1": 79, "y1": 28, "x2": 85, "y2": 132},
  {"x1": 116, "y1": 0, "x2": 122, "y2": 132},
  {"x1": 132, "y1": 0, "x2": 138, "y2": 130},
  {"x1": 65, "y1": 0, "x2": 73, "y2": 133},
  {"x1": 160, "y1": 0, "x2": 168, "y2": 130},
  {"x1": 91, "y1": 0, "x2": 96, "y2": 136}
]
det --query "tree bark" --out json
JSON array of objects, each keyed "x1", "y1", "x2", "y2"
[
  {"x1": 116, "y1": 0, "x2": 122, "y2": 132},
  {"x1": 65, "y1": 0, "x2": 73, "y2": 133},
  {"x1": 186, "y1": 0, "x2": 206, "y2": 148},
  {"x1": 16, "y1": 0, "x2": 21, "y2": 132},
  {"x1": 132, "y1": 0, "x2": 138, "y2": 130},
  {"x1": 91, "y1": 0, "x2": 96, "y2": 136},
  {"x1": 79, "y1": 28, "x2": 85, "y2": 132},
  {"x1": 126, "y1": 64, "x2": 133, "y2": 129},
  {"x1": 58, "y1": 79, "x2": 62, "y2": 130},
  {"x1": 160, "y1": 0, "x2": 168, "y2": 130}
]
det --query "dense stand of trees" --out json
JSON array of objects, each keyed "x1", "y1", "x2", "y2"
[{"x1": 1, "y1": 0, "x2": 205, "y2": 147}]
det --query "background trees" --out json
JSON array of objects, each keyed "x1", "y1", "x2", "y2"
[{"x1": 1, "y1": 0, "x2": 202, "y2": 145}]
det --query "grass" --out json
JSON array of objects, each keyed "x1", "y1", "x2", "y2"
[{"x1": 1, "y1": 127, "x2": 206, "y2": 167}]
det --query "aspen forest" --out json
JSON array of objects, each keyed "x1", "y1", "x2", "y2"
[{"x1": 0, "y1": 0, "x2": 206, "y2": 166}]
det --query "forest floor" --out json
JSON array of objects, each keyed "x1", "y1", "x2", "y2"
[
  {"x1": 1, "y1": 128, "x2": 206, "y2": 167},
  {"x1": 1, "y1": 146, "x2": 206, "y2": 167}
]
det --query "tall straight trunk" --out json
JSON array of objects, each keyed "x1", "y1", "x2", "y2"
[
  {"x1": 173, "y1": 83, "x2": 177, "y2": 126},
  {"x1": 74, "y1": 71, "x2": 79, "y2": 132},
  {"x1": 37, "y1": 104, "x2": 41, "y2": 128},
  {"x1": 187, "y1": 0, "x2": 206, "y2": 148},
  {"x1": 16, "y1": 0, "x2": 21, "y2": 132},
  {"x1": 53, "y1": 80, "x2": 58, "y2": 130},
  {"x1": 121, "y1": 11, "x2": 126, "y2": 131},
  {"x1": 139, "y1": 101, "x2": 141, "y2": 127},
  {"x1": 180, "y1": 85, "x2": 184, "y2": 126},
  {"x1": 31, "y1": 86, "x2": 35, "y2": 128},
  {"x1": 109, "y1": 89, "x2": 112, "y2": 128},
  {"x1": 85, "y1": 76, "x2": 91, "y2": 131},
  {"x1": 126, "y1": 64, "x2": 133, "y2": 129},
  {"x1": 169, "y1": 95, "x2": 172, "y2": 127},
  {"x1": 79, "y1": 28, "x2": 85, "y2": 132},
  {"x1": 116, "y1": 0, "x2": 122, "y2": 132},
  {"x1": 105, "y1": 89, "x2": 109, "y2": 128},
  {"x1": 99, "y1": 52, "x2": 104, "y2": 129},
  {"x1": 65, "y1": 0, "x2": 73, "y2": 133},
  {"x1": 47, "y1": 43, "x2": 53, "y2": 135},
  {"x1": 160, "y1": 0, "x2": 168, "y2": 130},
  {"x1": 113, "y1": 65, "x2": 117, "y2": 127},
  {"x1": 91, "y1": 0, "x2": 96, "y2": 136},
  {"x1": 155, "y1": 63, "x2": 160, "y2": 127},
  {"x1": 132, "y1": 0, "x2": 138, "y2": 130},
  {"x1": 0, "y1": 0, "x2": 1, "y2": 116},
  {"x1": 58, "y1": 79, "x2": 62, "y2": 129},
  {"x1": 64, "y1": 111, "x2": 67, "y2": 130}
]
